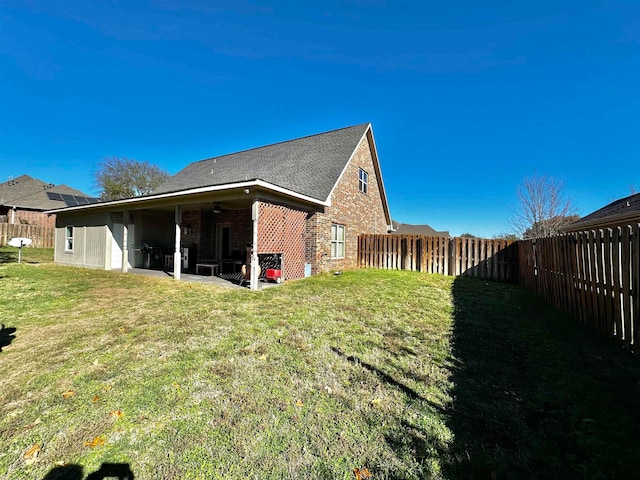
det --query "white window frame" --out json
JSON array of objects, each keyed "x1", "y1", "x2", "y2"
[
  {"x1": 65, "y1": 226, "x2": 74, "y2": 252},
  {"x1": 358, "y1": 167, "x2": 368, "y2": 194},
  {"x1": 330, "y1": 224, "x2": 345, "y2": 259}
]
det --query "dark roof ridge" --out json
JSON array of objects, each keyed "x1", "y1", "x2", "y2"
[
  {"x1": 190, "y1": 123, "x2": 370, "y2": 165},
  {"x1": 593, "y1": 191, "x2": 640, "y2": 210},
  {"x1": 2, "y1": 174, "x2": 38, "y2": 185}
]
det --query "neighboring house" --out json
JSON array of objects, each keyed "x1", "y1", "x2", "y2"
[
  {"x1": 0, "y1": 175, "x2": 99, "y2": 228},
  {"x1": 48, "y1": 123, "x2": 392, "y2": 289},
  {"x1": 563, "y1": 192, "x2": 640, "y2": 232},
  {"x1": 391, "y1": 221, "x2": 449, "y2": 237}
]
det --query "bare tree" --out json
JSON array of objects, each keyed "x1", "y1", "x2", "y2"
[
  {"x1": 510, "y1": 175, "x2": 578, "y2": 239},
  {"x1": 95, "y1": 157, "x2": 170, "y2": 200}
]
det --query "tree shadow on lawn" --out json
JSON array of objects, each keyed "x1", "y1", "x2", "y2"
[
  {"x1": 331, "y1": 346, "x2": 437, "y2": 405},
  {"x1": 1, "y1": 324, "x2": 16, "y2": 352},
  {"x1": 331, "y1": 346, "x2": 451, "y2": 479},
  {"x1": 0, "y1": 250, "x2": 17, "y2": 264},
  {"x1": 43, "y1": 462, "x2": 134, "y2": 479},
  {"x1": 445, "y1": 277, "x2": 640, "y2": 479}
]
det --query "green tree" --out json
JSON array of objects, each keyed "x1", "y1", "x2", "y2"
[
  {"x1": 493, "y1": 233, "x2": 519, "y2": 241},
  {"x1": 95, "y1": 157, "x2": 170, "y2": 200}
]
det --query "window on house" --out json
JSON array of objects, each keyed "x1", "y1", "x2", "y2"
[
  {"x1": 358, "y1": 168, "x2": 368, "y2": 194},
  {"x1": 65, "y1": 226, "x2": 74, "y2": 252},
  {"x1": 331, "y1": 224, "x2": 345, "y2": 258}
]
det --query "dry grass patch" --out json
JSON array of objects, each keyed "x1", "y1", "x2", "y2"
[
  {"x1": 2, "y1": 260, "x2": 638, "y2": 479},
  {"x1": 1, "y1": 264, "x2": 455, "y2": 479}
]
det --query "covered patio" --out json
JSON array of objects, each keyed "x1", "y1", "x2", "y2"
[
  {"x1": 123, "y1": 267, "x2": 282, "y2": 290},
  {"x1": 101, "y1": 182, "x2": 311, "y2": 290}
]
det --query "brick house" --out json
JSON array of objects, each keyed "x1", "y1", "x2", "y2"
[
  {"x1": 50, "y1": 123, "x2": 392, "y2": 289},
  {"x1": 0, "y1": 175, "x2": 98, "y2": 228}
]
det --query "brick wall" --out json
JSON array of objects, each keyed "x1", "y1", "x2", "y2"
[
  {"x1": 181, "y1": 210, "x2": 202, "y2": 255},
  {"x1": 179, "y1": 209, "x2": 252, "y2": 263},
  {"x1": 306, "y1": 131, "x2": 389, "y2": 273},
  {"x1": 211, "y1": 209, "x2": 252, "y2": 258},
  {"x1": 258, "y1": 201, "x2": 307, "y2": 280},
  {"x1": 198, "y1": 210, "x2": 215, "y2": 261}
]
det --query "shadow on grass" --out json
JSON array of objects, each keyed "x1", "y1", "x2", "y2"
[
  {"x1": 331, "y1": 346, "x2": 449, "y2": 479},
  {"x1": 1, "y1": 324, "x2": 16, "y2": 352},
  {"x1": 445, "y1": 277, "x2": 640, "y2": 479},
  {"x1": 331, "y1": 346, "x2": 434, "y2": 405},
  {"x1": 0, "y1": 251, "x2": 17, "y2": 264},
  {"x1": 43, "y1": 463, "x2": 134, "y2": 480}
]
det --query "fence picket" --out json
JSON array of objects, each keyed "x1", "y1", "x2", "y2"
[
  {"x1": 633, "y1": 224, "x2": 640, "y2": 348},
  {"x1": 621, "y1": 226, "x2": 632, "y2": 349}
]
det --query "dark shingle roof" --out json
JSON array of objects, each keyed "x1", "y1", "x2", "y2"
[
  {"x1": 567, "y1": 192, "x2": 640, "y2": 230},
  {"x1": 0, "y1": 175, "x2": 97, "y2": 210},
  {"x1": 153, "y1": 123, "x2": 370, "y2": 201},
  {"x1": 391, "y1": 221, "x2": 450, "y2": 237}
]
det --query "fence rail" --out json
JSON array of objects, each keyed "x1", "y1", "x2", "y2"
[
  {"x1": 357, "y1": 234, "x2": 517, "y2": 281},
  {"x1": 0, "y1": 223, "x2": 55, "y2": 248},
  {"x1": 519, "y1": 226, "x2": 639, "y2": 351}
]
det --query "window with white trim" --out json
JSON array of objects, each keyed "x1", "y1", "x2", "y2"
[
  {"x1": 330, "y1": 223, "x2": 345, "y2": 258},
  {"x1": 358, "y1": 167, "x2": 368, "y2": 194},
  {"x1": 65, "y1": 226, "x2": 74, "y2": 252}
]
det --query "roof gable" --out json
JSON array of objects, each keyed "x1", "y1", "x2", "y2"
[
  {"x1": 154, "y1": 124, "x2": 370, "y2": 202},
  {"x1": 0, "y1": 175, "x2": 97, "y2": 211}
]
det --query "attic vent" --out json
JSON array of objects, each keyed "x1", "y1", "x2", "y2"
[{"x1": 42, "y1": 183, "x2": 55, "y2": 190}]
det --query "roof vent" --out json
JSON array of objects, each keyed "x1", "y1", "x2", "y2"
[{"x1": 627, "y1": 201, "x2": 631, "y2": 207}]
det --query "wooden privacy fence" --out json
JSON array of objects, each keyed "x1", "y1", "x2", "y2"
[
  {"x1": 357, "y1": 235, "x2": 517, "y2": 282},
  {"x1": 519, "y1": 225, "x2": 640, "y2": 351},
  {"x1": 0, "y1": 223, "x2": 55, "y2": 248}
]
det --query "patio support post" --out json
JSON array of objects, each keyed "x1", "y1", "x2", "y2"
[
  {"x1": 121, "y1": 210, "x2": 129, "y2": 273},
  {"x1": 174, "y1": 205, "x2": 182, "y2": 280},
  {"x1": 250, "y1": 199, "x2": 259, "y2": 290}
]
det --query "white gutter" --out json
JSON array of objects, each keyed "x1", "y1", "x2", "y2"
[{"x1": 46, "y1": 179, "x2": 330, "y2": 214}]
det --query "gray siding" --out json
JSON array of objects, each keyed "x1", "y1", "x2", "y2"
[{"x1": 55, "y1": 212, "x2": 110, "y2": 269}]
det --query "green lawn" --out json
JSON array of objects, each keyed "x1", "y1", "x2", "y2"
[{"x1": 1, "y1": 249, "x2": 639, "y2": 479}]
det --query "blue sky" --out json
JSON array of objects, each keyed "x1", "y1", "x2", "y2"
[{"x1": 1, "y1": 1, "x2": 639, "y2": 237}]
